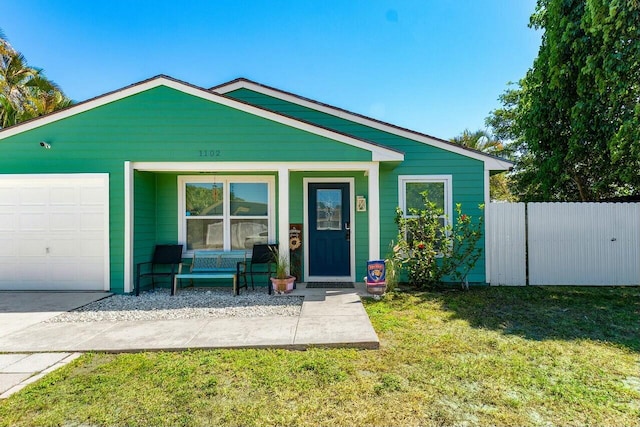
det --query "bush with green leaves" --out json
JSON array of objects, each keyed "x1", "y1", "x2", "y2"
[{"x1": 393, "y1": 193, "x2": 484, "y2": 289}]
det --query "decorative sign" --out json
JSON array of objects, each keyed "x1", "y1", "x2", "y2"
[
  {"x1": 366, "y1": 260, "x2": 386, "y2": 284},
  {"x1": 289, "y1": 224, "x2": 303, "y2": 280},
  {"x1": 357, "y1": 195, "x2": 367, "y2": 212},
  {"x1": 289, "y1": 224, "x2": 302, "y2": 251}
]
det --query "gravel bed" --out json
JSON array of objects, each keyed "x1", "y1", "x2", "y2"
[{"x1": 46, "y1": 288, "x2": 303, "y2": 323}]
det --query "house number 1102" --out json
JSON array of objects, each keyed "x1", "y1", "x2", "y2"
[{"x1": 199, "y1": 150, "x2": 221, "y2": 157}]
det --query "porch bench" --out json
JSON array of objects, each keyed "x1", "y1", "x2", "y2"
[{"x1": 173, "y1": 250, "x2": 248, "y2": 296}]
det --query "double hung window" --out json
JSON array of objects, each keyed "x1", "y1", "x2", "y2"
[
  {"x1": 398, "y1": 175, "x2": 452, "y2": 228},
  {"x1": 179, "y1": 176, "x2": 275, "y2": 252}
]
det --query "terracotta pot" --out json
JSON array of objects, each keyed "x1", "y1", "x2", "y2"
[
  {"x1": 366, "y1": 282, "x2": 387, "y2": 296},
  {"x1": 270, "y1": 276, "x2": 296, "y2": 294}
]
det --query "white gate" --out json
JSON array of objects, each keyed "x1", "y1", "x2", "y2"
[
  {"x1": 528, "y1": 203, "x2": 640, "y2": 286},
  {"x1": 488, "y1": 202, "x2": 640, "y2": 286},
  {"x1": 487, "y1": 203, "x2": 526, "y2": 285}
]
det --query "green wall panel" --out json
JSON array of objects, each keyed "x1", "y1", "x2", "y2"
[
  {"x1": 0, "y1": 83, "x2": 488, "y2": 290},
  {"x1": 133, "y1": 171, "x2": 157, "y2": 293},
  {"x1": 227, "y1": 88, "x2": 487, "y2": 283},
  {"x1": 0, "y1": 86, "x2": 373, "y2": 292},
  {"x1": 155, "y1": 174, "x2": 179, "y2": 244}
]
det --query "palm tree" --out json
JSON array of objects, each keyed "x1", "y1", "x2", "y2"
[
  {"x1": 451, "y1": 129, "x2": 516, "y2": 201},
  {"x1": 450, "y1": 129, "x2": 505, "y2": 156},
  {"x1": 0, "y1": 29, "x2": 71, "y2": 128}
]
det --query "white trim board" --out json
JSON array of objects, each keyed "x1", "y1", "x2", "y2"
[
  {"x1": 214, "y1": 78, "x2": 512, "y2": 171},
  {"x1": 0, "y1": 76, "x2": 403, "y2": 163},
  {"x1": 131, "y1": 161, "x2": 379, "y2": 172},
  {"x1": 124, "y1": 162, "x2": 134, "y2": 293}
]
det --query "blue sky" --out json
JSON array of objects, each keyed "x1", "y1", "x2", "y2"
[{"x1": 3, "y1": 0, "x2": 540, "y2": 140}]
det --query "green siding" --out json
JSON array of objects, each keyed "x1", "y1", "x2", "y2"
[
  {"x1": 0, "y1": 83, "x2": 488, "y2": 291},
  {"x1": 0, "y1": 86, "x2": 374, "y2": 292},
  {"x1": 133, "y1": 171, "x2": 157, "y2": 292},
  {"x1": 226, "y1": 88, "x2": 487, "y2": 282},
  {"x1": 155, "y1": 174, "x2": 179, "y2": 244}
]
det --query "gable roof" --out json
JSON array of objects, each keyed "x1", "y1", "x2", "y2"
[
  {"x1": 0, "y1": 75, "x2": 404, "y2": 162},
  {"x1": 212, "y1": 78, "x2": 513, "y2": 171}
]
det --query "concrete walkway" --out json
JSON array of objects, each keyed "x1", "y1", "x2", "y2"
[
  {"x1": 0, "y1": 284, "x2": 379, "y2": 398},
  {"x1": 0, "y1": 352, "x2": 82, "y2": 398}
]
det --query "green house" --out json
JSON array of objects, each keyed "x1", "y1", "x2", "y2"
[{"x1": 0, "y1": 76, "x2": 512, "y2": 293}]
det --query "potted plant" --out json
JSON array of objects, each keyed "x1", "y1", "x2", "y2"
[{"x1": 270, "y1": 249, "x2": 296, "y2": 294}]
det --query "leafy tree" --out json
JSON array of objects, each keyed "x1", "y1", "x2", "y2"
[
  {"x1": 0, "y1": 29, "x2": 71, "y2": 128},
  {"x1": 450, "y1": 129, "x2": 516, "y2": 201},
  {"x1": 486, "y1": 0, "x2": 640, "y2": 201}
]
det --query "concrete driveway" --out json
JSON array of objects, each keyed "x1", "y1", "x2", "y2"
[
  {"x1": 0, "y1": 291, "x2": 112, "y2": 337},
  {"x1": 0, "y1": 291, "x2": 112, "y2": 398}
]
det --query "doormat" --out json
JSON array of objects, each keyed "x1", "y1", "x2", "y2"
[{"x1": 305, "y1": 282, "x2": 355, "y2": 289}]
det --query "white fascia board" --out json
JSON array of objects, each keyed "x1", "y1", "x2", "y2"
[
  {"x1": 215, "y1": 80, "x2": 511, "y2": 171},
  {"x1": 0, "y1": 77, "x2": 404, "y2": 162},
  {"x1": 131, "y1": 161, "x2": 378, "y2": 172},
  {"x1": 485, "y1": 157, "x2": 514, "y2": 171}
]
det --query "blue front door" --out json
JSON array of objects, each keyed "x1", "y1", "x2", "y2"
[{"x1": 308, "y1": 182, "x2": 350, "y2": 277}]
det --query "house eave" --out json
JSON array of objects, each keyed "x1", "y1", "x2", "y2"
[
  {"x1": 213, "y1": 78, "x2": 513, "y2": 171},
  {"x1": 0, "y1": 75, "x2": 404, "y2": 163}
]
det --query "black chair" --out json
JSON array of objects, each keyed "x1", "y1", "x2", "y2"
[
  {"x1": 136, "y1": 244, "x2": 184, "y2": 296},
  {"x1": 238, "y1": 243, "x2": 278, "y2": 294}
]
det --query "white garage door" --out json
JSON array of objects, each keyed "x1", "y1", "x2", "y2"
[{"x1": 0, "y1": 174, "x2": 109, "y2": 291}]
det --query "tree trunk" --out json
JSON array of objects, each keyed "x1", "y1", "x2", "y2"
[{"x1": 572, "y1": 175, "x2": 589, "y2": 201}]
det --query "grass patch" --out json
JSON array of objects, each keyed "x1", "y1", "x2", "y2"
[{"x1": 1, "y1": 286, "x2": 638, "y2": 426}]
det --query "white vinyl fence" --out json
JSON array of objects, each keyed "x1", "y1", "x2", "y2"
[
  {"x1": 488, "y1": 202, "x2": 640, "y2": 286},
  {"x1": 487, "y1": 203, "x2": 526, "y2": 285}
]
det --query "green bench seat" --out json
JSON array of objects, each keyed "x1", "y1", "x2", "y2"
[{"x1": 173, "y1": 250, "x2": 248, "y2": 296}]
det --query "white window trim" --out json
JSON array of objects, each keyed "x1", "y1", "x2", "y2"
[
  {"x1": 398, "y1": 175, "x2": 453, "y2": 258},
  {"x1": 178, "y1": 175, "x2": 276, "y2": 254},
  {"x1": 398, "y1": 175, "x2": 453, "y2": 223}
]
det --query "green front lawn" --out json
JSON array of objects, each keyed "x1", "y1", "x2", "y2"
[{"x1": 1, "y1": 287, "x2": 638, "y2": 426}]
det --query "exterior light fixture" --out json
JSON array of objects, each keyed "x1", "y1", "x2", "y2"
[{"x1": 39, "y1": 141, "x2": 51, "y2": 149}]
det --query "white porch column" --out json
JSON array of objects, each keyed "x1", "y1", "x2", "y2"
[
  {"x1": 368, "y1": 162, "x2": 380, "y2": 260},
  {"x1": 124, "y1": 161, "x2": 134, "y2": 293},
  {"x1": 277, "y1": 166, "x2": 290, "y2": 273}
]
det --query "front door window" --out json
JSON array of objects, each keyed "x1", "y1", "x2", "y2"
[{"x1": 316, "y1": 189, "x2": 342, "y2": 231}]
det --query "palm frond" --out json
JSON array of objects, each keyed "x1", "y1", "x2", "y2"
[{"x1": 0, "y1": 35, "x2": 72, "y2": 127}]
